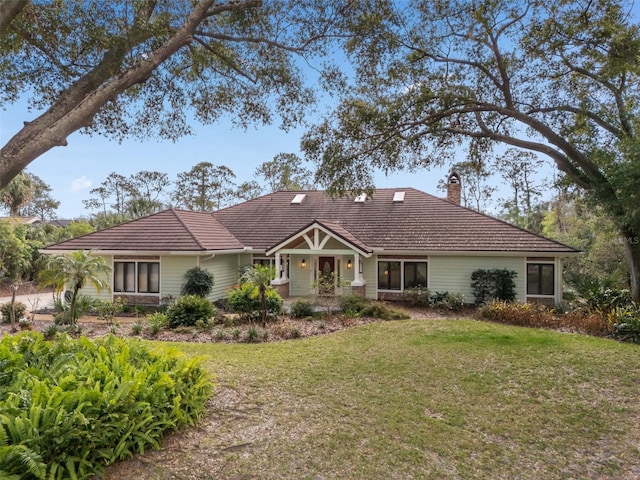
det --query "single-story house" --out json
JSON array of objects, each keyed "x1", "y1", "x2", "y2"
[{"x1": 41, "y1": 176, "x2": 580, "y2": 306}]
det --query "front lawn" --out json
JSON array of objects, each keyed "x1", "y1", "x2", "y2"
[{"x1": 107, "y1": 318, "x2": 640, "y2": 479}]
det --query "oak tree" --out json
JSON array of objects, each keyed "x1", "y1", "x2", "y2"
[
  {"x1": 304, "y1": 0, "x2": 640, "y2": 300},
  {"x1": 0, "y1": 0, "x2": 348, "y2": 187}
]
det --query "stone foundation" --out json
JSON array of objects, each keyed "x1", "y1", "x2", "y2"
[
  {"x1": 272, "y1": 282, "x2": 289, "y2": 299},
  {"x1": 526, "y1": 297, "x2": 556, "y2": 307},
  {"x1": 351, "y1": 284, "x2": 366, "y2": 297},
  {"x1": 114, "y1": 294, "x2": 160, "y2": 306}
]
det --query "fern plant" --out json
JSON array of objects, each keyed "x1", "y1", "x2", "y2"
[{"x1": 0, "y1": 332, "x2": 213, "y2": 479}]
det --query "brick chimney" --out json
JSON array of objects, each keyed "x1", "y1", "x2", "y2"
[{"x1": 446, "y1": 172, "x2": 461, "y2": 205}]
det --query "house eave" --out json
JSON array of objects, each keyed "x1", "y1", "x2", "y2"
[
  {"x1": 39, "y1": 248, "x2": 252, "y2": 256},
  {"x1": 371, "y1": 249, "x2": 581, "y2": 257}
]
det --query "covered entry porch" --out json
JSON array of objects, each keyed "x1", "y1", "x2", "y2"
[{"x1": 266, "y1": 221, "x2": 372, "y2": 299}]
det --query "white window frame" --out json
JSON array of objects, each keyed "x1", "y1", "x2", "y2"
[
  {"x1": 113, "y1": 260, "x2": 160, "y2": 295},
  {"x1": 377, "y1": 258, "x2": 429, "y2": 293}
]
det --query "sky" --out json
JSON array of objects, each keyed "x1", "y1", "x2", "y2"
[{"x1": 0, "y1": 95, "x2": 452, "y2": 220}]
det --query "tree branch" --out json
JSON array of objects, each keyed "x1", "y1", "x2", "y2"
[
  {"x1": 0, "y1": 0, "x2": 217, "y2": 188},
  {"x1": 0, "y1": 0, "x2": 27, "y2": 33}
]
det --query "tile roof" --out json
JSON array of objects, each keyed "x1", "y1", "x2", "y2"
[
  {"x1": 45, "y1": 189, "x2": 579, "y2": 254},
  {"x1": 44, "y1": 209, "x2": 243, "y2": 252},
  {"x1": 215, "y1": 188, "x2": 578, "y2": 254}
]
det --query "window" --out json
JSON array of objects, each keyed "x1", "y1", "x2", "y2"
[
  {"x1": 378, "y1": 261, "x2": 401, "y2": 290},
  {"x1": 114, "y1": 261, "x2": 159, "y2": 294},
  {"x1": 404, "y1": 262, "x2": 428, "y2": 288},
  {"x1": 253, "y1": 258, "x2": 273, "y2": 268},
  {"x1": 527, "y1": 263, "x2": 554, "y2": 296},
  {"x1": 378, "y1": 259, "x2": 429, "y2": 291}
]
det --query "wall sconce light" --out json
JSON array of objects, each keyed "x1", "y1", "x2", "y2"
[
  {"x1": 301, "y1": 259, "x2": 306, "y2": 269},
  {"x1": 347, "y1": 259, "x2": 352, "y2": 269}
]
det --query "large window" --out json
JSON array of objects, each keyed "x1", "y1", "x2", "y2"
[
  {"x1": 378, "y1": 260, "x2": 428, "y2": 291},
  {"x1": 114, "y1": 261, "x2": 159, "y2": 294},
  {"x1": 404, "y1": 262, "x2": 428, "y2": 288},
  {"x1": 527, "y1": 263, "x2": 554, "y2": 296},
  {"x1": 378, "y1": 261, "x2": 401, "y2": 290}
]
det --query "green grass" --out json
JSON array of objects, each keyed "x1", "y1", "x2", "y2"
[{"x1": 107, "y1": 319, "x2": 640, "y2": 480}]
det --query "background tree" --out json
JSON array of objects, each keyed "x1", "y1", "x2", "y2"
[
  {"x1": 0, "y1": 172, "x2": 34, "y2": 216},
  {"x1": 255, "y1": 153, "x2": 315, "y2": 192},
  {"x1": 0, "y1": 0, "x2": 348, "y2": 188},
  {"x1": 304, "y1": 0, "x2": 640, "y2": 300},
  {"x1": 18, "y1": 173, "x2": 60, "y2": 221},
  {"x1": 125, "y1": 170, "x2": 170, "y2": 217},
  {"x1": 438, "y1": 160, "x2": 496, "y2": 212},
  {"x1": 235, "y1": 180, "x2": 264, "y2": 202},
  {"x1": 172, "y1": 162, "x2": 237, "y2": 211},
  {"x1": 494, "y1": 149, "x2": 545, "y2": 232},
  {"x1": 0, "y1": 220, "x2": 35, "y2": 330},
  {"x1": 542, "y1": 191, "x2": 630, "y2": 293}
]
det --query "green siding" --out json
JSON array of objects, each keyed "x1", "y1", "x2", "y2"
[
  {"x1": 429, "y1": 256, "x2": 525, "y2": 303},
  {"x1": 202, "y1": 254, "x2": 241, "y2": 301},
  {"x1": 77, "y1": 254, "x2": 112, "y2": 301},
  {"x1": 361, "y1": 257, "x2": 377, "y2": 299},
  {"x1": 290, "y1": 254, "x2": 311, "y2": 297},
  {"x1": 161, "y1": 256, "x2": 197, "y2": 299}
]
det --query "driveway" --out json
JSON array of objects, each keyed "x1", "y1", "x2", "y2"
[{"x1": 0, "y1": 292, "x2": 55, "y2": 311}]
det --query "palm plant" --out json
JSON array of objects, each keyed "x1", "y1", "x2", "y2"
[
  {"x1": 241, "y1": 265, "x2": 276, "y2": 326},
  {"x1": 39, "y1": 251, "x2": 111, "y2": 324}
]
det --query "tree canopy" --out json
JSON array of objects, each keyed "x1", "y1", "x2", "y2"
[
  {"x1": 0, "y1": 0, "x2": 348, "y2": 188},
  {"x1": 303, "y1": 0, "x2": 640, "y2": 300}
]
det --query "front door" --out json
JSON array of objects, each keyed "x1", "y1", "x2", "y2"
[{"x1": 318, "y1": 256, "x2": 335, "y2": 294}]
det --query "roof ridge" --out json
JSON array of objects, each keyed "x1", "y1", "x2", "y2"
[{"x1": 171, "y1": 208, "x2": 208, "y2": 250}]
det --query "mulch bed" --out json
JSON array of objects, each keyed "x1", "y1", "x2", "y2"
[{"x1": 0, "y1": 306, "x2": 468, "y2": 343}]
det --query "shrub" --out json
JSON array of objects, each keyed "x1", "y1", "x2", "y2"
[
  {"x1": 471, "y1": 269, "x2": 517, "y2": 304},
  {"x1": 0, "y1": 332, "x2": 212, "y2": 480},
  {"x1": 0, "y1": 302, "x2": 27, "y2": 324},
  {"x1": 359, "y1": 302, "x2": 410, "y2": 320},
  {"x1": 227, "y1": 282, "x2": 282, "y2": 323},
  {"x1": 401, "y1": 286, "x2": 432, "y2": 307},
  {"x1": 245, "y1": 327, "x2": 260, "y2": 343},
  {"x1": 131, "y1": 320, "x2": 144, "y2": 336},
  {"x1": 289, "y1": 326, "x2": 301, "y2": 339},
  {"x1": 480, "y1": 300, "x2": 612, "y2": 336},
  {"x1": 612, "y1": 304, "x2": 640, "y2": 343},
  {"x1": 582, "y1": 287, "x2": 632, "y2": 313},
  {"x1": 54, "y1": 294, "x2": 95, "y2": 325},
  {"x1": 289, "y1": 298, "x2": 316, "y2": 318},
  {"x1": 42, "y1": 324, "x2": 59, "y2": 340},
  {"x1": 181, "y1": 267, "x2": 215, "y2": 298},
  {"x1": 95, "y1": 298, "x2": 127, "y2": 324},
  {"x1": 340, "y1": 294, "x2": 370, "y2": 315},
  {"x1": 146, "y1": 311, "x2": 169, "y2": 336},
  {"x1": 166, "y1": 295, "x2": 216, "y2": 328},
  {"x1": 431, "y1": 291, "x2": 465, "y2": 312}
]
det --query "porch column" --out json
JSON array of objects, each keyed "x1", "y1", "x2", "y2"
[
  {"x1": 352, "y1": 253, "x2": 365, "y2": 287},
  {"x1": 274, "y1": 252, "x2": 282, "y2": 281},
  {"x1": 281, "y1": 254, "x2": 289, "y2": 281}
]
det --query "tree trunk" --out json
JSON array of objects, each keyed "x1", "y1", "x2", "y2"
[
  {"x1": 0, "y1": 0, "x2": 219, "y2": 189},
  {"x1": 622, "y1": 227, "x2": 640, "y2": 303},
  {"x1": 9, "y1": 282, "x2": 18, "y2": 332}
]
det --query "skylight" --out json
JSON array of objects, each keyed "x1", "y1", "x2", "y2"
[
  {"x1": 291, "y1": 193, "x2": 306, "y2": 204},
  {"x1": 392, "y1": 191, "x2": 405, "y2": 203},
  {"x1": 354, "y1": 193, "x2": 367, "y2": 203}
]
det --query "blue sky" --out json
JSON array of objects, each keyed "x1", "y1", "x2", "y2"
[{"x1": 0, "y1": 96, "x2": 451, "y2": 219}]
